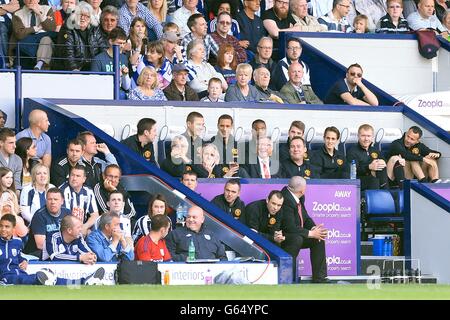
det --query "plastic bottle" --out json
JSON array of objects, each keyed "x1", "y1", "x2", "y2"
[
  {"x1": 383, "y1": 236, "x2": 389, "y2": 256},
  {"x1": 205, "y1": 269, "x2": 213, "y2": 285},
  {"x1": 350, "y1": 160, "x2": 357, "y2": 179},
  {"x1": 188, "y1": 239, "x2": 196, "y2": 261},
  {"x1": 163, "y1": 270, "x2": 170, "y2": 285},
  {"x1": 176, "y1": 203, "x2": 187, "y2": 226},
  {"x1": 387, "y1": 238, "x2": 393, "y2": 256}
]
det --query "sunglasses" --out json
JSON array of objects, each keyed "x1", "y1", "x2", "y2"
[{"x1": 349, "y1": 72, "x2": 362, "y2": 77}]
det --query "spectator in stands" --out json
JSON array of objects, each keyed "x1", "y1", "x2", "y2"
[
  {"x1": 271, "y1": 37, "x2": 311, "y2": 91},
  {"x1": 164, "y1": 63, "x2": 200, "y2": 101},
  {"x1": 201, "y1": 78, "x2": 225, "y2": 102},
  {"x1": 245, "y1": 118, "x2": 267, "y2": 165},
  {"x1": 16, "y1": 109, "x2": 52, "y2": 168},
  {"x1": 128, "y1": 17, "x2": 148, "y2": 71},
  {"x1": 280, "y1": 136, "x2": 318, "y2": 179},
  {"x1": 50, "y1": 138, "x2": 83, "y2": 187},
  {"x1": 310, "y1": 126, "x2": 349, "y2": 179},
  {"x1": 161, "y1": 30, "x2": 184, "y2": 65},
  {"x1": 166, "y1": 205, "x2": 227, "y2": 261},
  {"x1": 214, "y1": 44, "x2": 237, "y2": 86},
  {"x1": 147, "y1": 0, "x2": 168, "y2": 23},
  {"x1": 253, "y1": 66, "x2": 285, "y2": 103},
  {"x1": 376, "y1": 0, "x2": 410, "y2": 33},
  {"x1": 244, "y1": 136, "x2": 281, "y2": 178},
  {"x1": 0, "y1": 167, "x2": 15, "y2": 193},
  {"x1": 135, "y1": 41, "x2": 172, "y2": 90},
  {"x1": 93, "y1": 164, "x2": 136, "y2": 219},
  {"x1": 209, "y1": 114, "x2": 238, "y2": 165},
  {"x1": 24, "y1": 188, "x2": 71, "y2": 257},
  {"x1": 291, "y1": 0, "x2": 328, "y2": 31},
  {"x1": 225, "y1": 63, "x2": 266, "y2": 102},
  {"x1": 14, "y1": 137, "x2": 39, "y2": 188},
  {"x1": 132, "y1": 193, "x2": 173, "y2": 244},
  {"x1": 0, "y1": 190, "x2": 28, "y2": 238},
  {"x1": 181, "y1": 170, "x2": 198, "y2": 191},
  {"x1": 87, "y1": 0, "x2": 102, "y2": 22},
  {"x1": 211, "y1": 178, "x2": 246, "y2": 223},
  {"x1": 407, "y1": 0, "x2": 448, "y2": 35},
  {"x1": 262, "y1": 0, "x2": 300, "y2": 59},
  {"x1": 0, "y1": 110, "x2": 6, "y2": 128},
  {"x1": 173, "y1": 0, "x2": 199, "y2": 37},
  {"x1": 86, "y1": 212, "x2": 134, "y2": 262},
  {"x1": 387, "y1": 125, "x2": 441, "y2": 184},
  {"x1": 434, "y1": 0, "x2": 449, "y2": 22},
  {"x1": 128, "y1": 66, "x2": 168, "y2": 100},
  {"x1": 161, "y1": 135, "x2": 192, "y2": 177},
  {"x1": 193, "y1": 143, "x2": 247, "y2": 178},
  {"x1": 279, "y1": 120, "x2": 305, "y2": 162},
  {"x1": 134, "y1": 213, "x2": 172, "y2": 261},
  {"x1": 95, "y1": 190, "x2": 132, "y2": 237},
  {"x1": 324, "y1": 63, "x2": 379, "y2": 106},
  {"x1": 208, "y1": 0, "x2": 240, "y2": 37},
  {"x1": 178, "y1": 111, "x2": 204, "y2": 164},
  {"x1": 245, "y1": 190, "x2": 283, "y2": 242},
  {"x1": 0, "y1": 214, "x2": 106, "y2": 286},
  {"x1": 280, "y1": 176, "x2": 329, "y2": 283},
  {"x1": 118, "y1": 0, "x2": 163, "y2": 39},
  {"x1": 99, "y1": 5, "x2": 119, "y2": 44},
  {"x1": 42, "y1": 215, "x2": 97, "y2": 262},
  {"x1": 318, "y1": 0, "x2": 353, "y2": 32},
  {"x1": 236, "y1": 0, "x2": 266, "y2": 55},
  {"x1": 54, "y1": 0, "x2": 77, "y2": 33},
  {"x1": 11, "y1": 0, "x2": 56, "y2": 70},
  {"x1": 59, "y1": 165, "x2": 99, "y2": 236},
  {"x1": 211, "y1": 12, "x2": 247, "y2": 64},
  {"x1": 0, "y1": 128, "x2": 22, "y2": 192},
  {"x1": 53, "y1": 2, "x2": 105, "y2": 71},
  {"x1": 442, "y1": 8, "x2": 450, "y2": 31},
  {"x1": 353, "y1": 14, "x2": 370, "y2": 33},
  {"x1": 346, "y1": 124, "x2": 389, "y2": 190},
  {"x1": 280, "y1": 62, "x2": 322, "y2": 105},
  {"x1": 0, "y1": 0, "x2": 19, "y2": 68},
  {"x1": 91, "y1": 27, "x2": 131, "y2": 99},
  {"x1": 121, "y1": 117, "x2": 158, "y2": 164},
  {"x1": 78, "y1": 130, "x2": 118, "y2": 188},
  {"x1": 20, "y1": 164, "x2": 55, "y2": 224},
  {"x1": 186, "y1": 39, "x2": 227, "y2": 98},
  {"x1": 249, "y1": 37, "x2": 275, "y2": 74}
]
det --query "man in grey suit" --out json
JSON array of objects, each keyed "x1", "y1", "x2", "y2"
[{"x1": 280, "y1": 62, "x2": 322, "y2": 105}]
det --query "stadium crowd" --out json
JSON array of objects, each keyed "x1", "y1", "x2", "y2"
[{"x1": 0, "y1": 0, "x2": 448, "y2": 286}]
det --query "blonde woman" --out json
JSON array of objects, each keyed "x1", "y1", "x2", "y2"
[
  {"x1": 128, "y1": 66, "x2": 168, "y2": 100},
  {"x1": 19, "y1": 164, "x2": 55, "y2": 224},
  {"x1": 148, "y1": 0, "x2": 168, "y2": 23},
  {"x1": 1, "y1": 190, "x2": 28, "y2": 238},
  {"x1": 225, "y1": 63, "x2": 266, "y2": 102}
]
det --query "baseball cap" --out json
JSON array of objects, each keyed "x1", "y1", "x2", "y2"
[
  {"x1": 172, "y1": 63, "x2": 189, "y2": 73},
  {"x1": 162, "y1": 31, "x2": 181, "y2": 43}
]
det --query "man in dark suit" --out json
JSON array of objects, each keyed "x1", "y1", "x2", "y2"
[
  {"x1": 244, "y1": 136, "x2": 281, "y2": 178},
  {"x1": 280, "y1": 176, "x2": 329, "y2": 283}
]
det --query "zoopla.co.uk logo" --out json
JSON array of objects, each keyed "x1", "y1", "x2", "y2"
[
  {"x1": 326, "y1": 255, "x2": 352, "y2": 265},
  {"x1": 327, "y1": 229, "x2": 351, "y2": 239}
]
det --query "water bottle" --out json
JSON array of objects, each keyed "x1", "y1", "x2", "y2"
[
  {"x1": 387, "y1": 238, "x2": 393, "y2": 256},
  {"x1": 350, "y1": 160, "x2": 357, "y2": 179},
  {"x1": 383, "y1": 236, "x2": 390, "y2": 256},
  {"x1": 188, "y1": 239, "x2": 196, "y2": 261},
  {"x1": 176, "y1": 203, "x2": 187, "y2": 226},
  {"x1": 205, "y1": 269, "x2": 213, "y2": 285}
]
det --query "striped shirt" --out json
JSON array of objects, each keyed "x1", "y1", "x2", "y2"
[
  {"x1": 60, "y1": 183, "x2": 98, "y2": 223},
  {"x1": 376, "y1": 14, "x2": 410, "y2": 33},
  {"x1": 318, "y1": 11, "x2": 352, "y2": 33},
  {"x1": 19, "y1": 184, "x2": 55, "y2": 223},
  {"x1": 118, "y1": 2, "x2": 163, "y2": 38},
  {"x1": 42, "y1": 231, "x2": 92, "y2": 261},
  {"x1": 180, "y1": 33, "x2": 219, "y2": 62}
]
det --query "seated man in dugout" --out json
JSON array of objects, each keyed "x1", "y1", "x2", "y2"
[{"x1": 387, "y1": 126, "x2": 442, "y2": 184}]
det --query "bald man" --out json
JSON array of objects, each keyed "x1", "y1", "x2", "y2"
[
  {"x1": 280, "y1": 176, "x2": 329, "y2": 283},
  {"x1": 16, "y1": 109, "x2": 52, "y2": 167},
  {"x1": 407, "y1": 0, "x2": 448, "y2": 35},
  {"x1": 165, "y1": 205, "x2": 227, "y2": 261}
]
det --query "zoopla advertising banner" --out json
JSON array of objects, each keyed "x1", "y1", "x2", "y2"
[{"x1": 197, "y1": 179, "x2": 360, "y2": 276}]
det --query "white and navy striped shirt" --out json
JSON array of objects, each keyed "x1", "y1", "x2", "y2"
[
  {"x1": 42, "y1": 231, "x2": 92, "y2": 261},
  {"x1": 60, "y1": 182, "x2": 98, "y2": 223},
  {"x1": 19, "y1": 184, "x2": 55, "y2": 224}
]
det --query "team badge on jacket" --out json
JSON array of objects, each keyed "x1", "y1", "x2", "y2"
[
  {"x1": 234, "y1": 209, "x2": 241, "y2": 217},
  {"x1": 411, "y1": 147, "x2": 419, "y2": 155},
  {"x1": 370, "y1": 152, "x2": 378, "y2": 159},
  {"x1": 337, "y1": 159, "x2": 344, "y2": 166}
]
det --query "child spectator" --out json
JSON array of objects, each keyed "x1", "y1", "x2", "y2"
[
  {"x1": 0, "y1": 190, "x2": 28, "y2": 238},
  {"x1": 353, "y1": 14, "x2": 370, "y2": 33},
  {"x1": 201, "y1": 78, "x2": 225, "y2": 102},
  {"x1": 136, "y1": 41, "x2": 172, "y2": 89},
  {"x1": 54, "y1": 0, "x2": 77, "y2": 32},
  {"x1": 214, "y1": 43, "x2": 237, "y2": 86}
]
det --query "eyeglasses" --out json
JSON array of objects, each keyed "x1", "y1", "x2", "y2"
[
  {"x1": 276, "y1": 0, "x2": 289, "y2": 6},
  {"x1": 287, "y1": 46, "x2": 301, "y2": 51},
  {"x1": 338, "y1": 4, "x2": 350, "y2": 8},
  {"x1": 258, "y1": 45, "x2": 272, "y2": 50},
  {"x1": 349, "y1": 72, "x2": 362, "y2": 77},
  {"x1": 218, "y1": 21, "x2": 231, "y2": 25}
]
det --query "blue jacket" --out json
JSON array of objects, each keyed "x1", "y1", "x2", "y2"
[
  {"x1": 166, "y1": 225, "x2": 226, "y2": 262},
  {"x1": 42, "y1": 231, "x2": 92, "y2": 261},
  {"x1": 86, "y1": 229, "x2": 134, "y2": 262},
  {"x1": 0, "y1": 237, "x2": 27, "y2": 277}
]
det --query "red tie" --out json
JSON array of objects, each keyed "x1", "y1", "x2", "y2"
[
  {"x1": 297, "y1": 202, "x2": 304, "y2": 228},
  {"x1": 262, "y1": 161, "x2": 270, "y2": 179}
]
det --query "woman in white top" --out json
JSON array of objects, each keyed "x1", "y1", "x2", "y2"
[{"x1": 19, "y1": 164, "x2": 55, "y2": 224}]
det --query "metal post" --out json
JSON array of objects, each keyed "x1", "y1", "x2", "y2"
[
  {"x1": 432, "y1": 54, "x2": 438, "y2": 92},
  {"x1": 15, "y1": 65, "x2": 22, "y2": 131},
  {"x1": 113, "y1": 44, "x2": 120, "y2": 100}
]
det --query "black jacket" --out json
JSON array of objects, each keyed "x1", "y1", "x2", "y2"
[
  {"x1": 346, "y1": 143, "x2": 385, "y2": 178},
  {"x1": 53, "y1": 25, "x2": 106, "y2": 71},
  {"x1": 310, "y1": 145, "x2": 349, "y2": 179},
  {"x1": 388, "y1": 134, "x2": 441, "y2": 162},
  {"x1": 245, "y1": 199, "x2": 282, "y2": 241},
  {"x1": 280, "y1": 186, "x2": 315, "y2": 239},
  {"x1": 279, "y1": 158, "x2": 318, "y2": 179},
  {"x1": 211, "y1": 194, "x2": 246, "y2": 224}
]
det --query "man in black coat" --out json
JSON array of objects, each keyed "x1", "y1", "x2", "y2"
[
  {"x1": 280, "y1": 176, "x2": 328, "y2": 283},
  {"x1": 211, "y1": 179, "x2": 246, "y2": 224}
]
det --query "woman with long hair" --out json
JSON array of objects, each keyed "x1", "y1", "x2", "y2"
[
  {"x1": 15, "y1": 137, "x2": 39, "y2": 188},
  {"x1": 0, "y1": 167, "x2": 16, "y2": 193},
  {"x1": 0, "y1": 190, "x2": 28, "y2": 238},
  {"x1": 214, "y1": 43, "x2": 237, "y2": 86}
]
